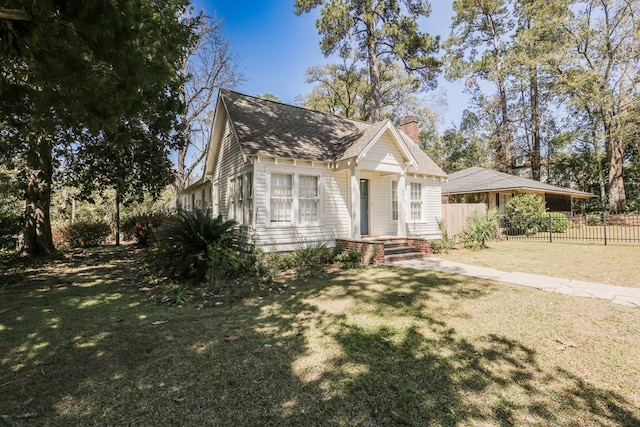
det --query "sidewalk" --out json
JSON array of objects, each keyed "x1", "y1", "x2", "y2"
[{"x1": 386, "y1": 257, "x2": 640, "y2": 307}]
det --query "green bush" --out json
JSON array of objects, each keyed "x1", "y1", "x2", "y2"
[
  {"x1": 0, "y1": 169, "x2": 22, "y2": 252},
  {"x1": 505, "y1": 194, "x2": 546, "y2": 236},
  {"x1": 290, "y1": 241, "x2": 335, "y2": 278},
  {"x1": 586, "y1": 212, "x2": 602, "y2": 225},
  {"x1": 548, "y1": 212, "x2": 570, "y2": 233},
  {"x1": 335, "y1": 249, "x2": 364, "y2": 269},
  {"x1": 58, "y1": 221, "x2": 111, "y2": 248},
  {"x1": 459, "y1": 209, "x2": 499, "y2": 250},
  {"x1": 0, "y1": 209, "x2": 21, "y2": 252},
  {"x1": 156, "y1": 209, "x2": 249, "y2": 281}
]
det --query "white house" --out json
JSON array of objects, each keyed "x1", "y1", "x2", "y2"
[{"x1": 182, "y1": 90, "x2": 447, "y2": 252}]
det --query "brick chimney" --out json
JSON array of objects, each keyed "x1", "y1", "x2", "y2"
[{"x1": 398, "y1": 116, "x2": 419, "y2": 144}]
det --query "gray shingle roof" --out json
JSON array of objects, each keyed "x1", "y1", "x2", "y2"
[
  {"x1": 220, "y1": 90, "x2": 446, "y2": 177},
  {"x1": 442, "y1": 167, "x2": 593, "y2": 198}
]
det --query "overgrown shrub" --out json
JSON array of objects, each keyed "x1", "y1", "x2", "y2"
[
  {"x1": 290, "y1": 241, "x2": 335, "y2": 278},
  {"x1": 156, "y1": 209, "x2": 249, "y2": 281},
  {"x1": 0, "y1": 169, "x2": 22, "y2": 251},
  {"x1": 586, "y1": 212, "x2": 602, "y2": 225},
  {"x1": 505, "y1": 194, "x2": 546, "y2": 236},
  {"x1": 58, "y1": 221, "x2": 111, "y2": 248},
  {"x1": 459, "y1": 209, "x2": 499, "y2": 250},
  {"x1": 121, "y1": 213, "x2": 167, "y2": 246},
  {"x1": 335, "y1": 249, "x2": 364, "y2": 269},
  {"x1": 0, "y1": 208, "x2": 21, "y2": 251},
  {"x1": 548, "y1": 212, "x2": 570, "y2": 233}
]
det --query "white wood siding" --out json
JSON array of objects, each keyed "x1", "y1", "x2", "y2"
[
  {"x1": 182, "y1": 182, "x2": 212, "y2": 211},
  {"x1": 406, "y1": 179, "x2": 442, "y2": 239},
  {"x1": 359, "y1": 131, "x2": 405, "y2": 173},
  {"x1": 213, "y1": 118, "x2": 251, "y2": 219},
  {"x1": 251, "y1": 162, "x2": 350, "y2": 252}
]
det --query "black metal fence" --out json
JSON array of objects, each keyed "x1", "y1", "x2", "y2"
[{"x1": 499, "y1": 212, "x2": 640, "y2": 245}]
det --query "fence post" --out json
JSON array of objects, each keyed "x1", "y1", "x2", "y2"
[
  {"x1": 603, "y1": 210, "x2": 607, "y2": 246},
  {"x1": 548, "y1": 214, "x2": 553, "y2": 243}
]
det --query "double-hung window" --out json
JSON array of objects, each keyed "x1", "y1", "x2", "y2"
[
  {"x1": 391, "y1": 180, "x2": 398, "y2": 221},
  {"x1": 269, "y1": 173, "x2": 320, "y2": 224},
  {"x1": 245, "y1": 172, "x2": 253, "y2": 224},
  {"x1": 270, "y1": 173, "x2": 293, "y2": 223},
  {"x1": 299, "y1": 175, "x2": 319, "y2": 223},
  {"x1": 410, "y1": 182, "x2": 422, "y2": 221}
]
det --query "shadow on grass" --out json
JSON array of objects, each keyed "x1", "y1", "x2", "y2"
[{"x1": 0, "y1": 248, "x2": 638, "y2": 425}]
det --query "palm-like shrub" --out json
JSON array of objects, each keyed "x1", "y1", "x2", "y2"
[
  {"x1": 459, "y1": 209, "x2": 499, "y2": 250},
  {"x1": 156, "y1": 209, "x2": 248, "y2": 281}
]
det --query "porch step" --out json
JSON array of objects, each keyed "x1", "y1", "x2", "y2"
[
  {"x1": 384, "y1": 251, "x2": 426, "y2": 262},
  {"x1": 384, "y1": 245, "x2": 419, "y2": 255},
  {"x1": 383, "y1": 242, "x2": 426, "y2": 263}
]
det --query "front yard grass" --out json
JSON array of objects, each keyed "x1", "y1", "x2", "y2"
[
  {"x1": 438, "y1": 240, "x2": 640, "y2": 288},
  {"x1": 1, "y1": 246, "x2": 639, "y2": 426}
]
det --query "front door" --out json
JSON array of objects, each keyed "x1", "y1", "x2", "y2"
[{"x1": 360, "y1": 179, "x2": 369, "y2": 235}]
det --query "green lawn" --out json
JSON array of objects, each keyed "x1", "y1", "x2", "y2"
[
  {"x1": 1, "y1": 246, "x2": 639, "y2": 426},
  {"x1": 438, "y1": 240, "x2": 640, "y2": 288}
]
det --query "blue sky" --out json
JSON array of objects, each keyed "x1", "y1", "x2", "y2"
[{"x1": 194, "y1": 0, "x2": 471, "y2": 130}]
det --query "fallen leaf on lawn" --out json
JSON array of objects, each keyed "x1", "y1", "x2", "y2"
[
  {"x1": 151, "y1": 320, "x2": 168, "y2": 325},
  {"x1": 414, "y1": 327, "x2": 423, "y2": 335},
  {"x1": 296, "y1": 310, "x2": 313, "y2": 320},
  {"x1": 555, "y1": 338, "x2": 577, "y2": 348},
  {"x1": 390, "y1": 410, "x2": 415, "y2": 425}
]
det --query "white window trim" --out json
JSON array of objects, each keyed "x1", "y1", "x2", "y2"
[
  {"x1": 245, "y1": 172, "x2": 253, "y2": 226},
  {"x1": 267, "y1": 170, "x2": 323, "y2": 227},
  {"x1": 298, "y1": 175, "x2": 320, "y2": 224},
  {"x1": 269, "y1": 172, "x2": 293, "y2": 224},
  {"x1": 408, "y1": 180, "x2": 424, "y2": 223},
  {"x1": 391, "y1": 179, "x2": 398, "y2": 222},
  {"x1": 228, "y1": 178, "x2": 235, "y2": 220}
]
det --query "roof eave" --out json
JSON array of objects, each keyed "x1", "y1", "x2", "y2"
[{"x1": 443, "y1": 187, "x2": 594, "y2": 198}]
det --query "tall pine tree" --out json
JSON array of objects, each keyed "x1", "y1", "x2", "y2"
[{"x1": 295, "y1": 0, "x2": 440, "y2": 121}]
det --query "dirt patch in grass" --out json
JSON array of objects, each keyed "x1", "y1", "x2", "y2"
[
  {"x1": 438, "y1": 240, "x2": 640, "y2": 288},
  {"x1": 1, "y1": 246, "x2": 639, "y2": 425}
]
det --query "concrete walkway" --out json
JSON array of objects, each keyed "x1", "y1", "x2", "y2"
[{"x1": 386, "y1": 257, "x2": 640, "y2": 307}]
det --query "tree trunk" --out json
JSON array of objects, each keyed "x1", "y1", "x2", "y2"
[
  {"x1": 608, "y1": 141, "x2": 626, "y2": 213},
  {"x1": 22, "y1": 132, "x2": 56, "y2": 256},
  {"x1": 366, "y1": 25, "x2": 382, "y2": 122},
  {"x1": 603, "y1": 110, "x2": 626, "y2": 212},
  {"x1": 497, "y1": 76, "x2": 512, "y2": 172},
  {"x1": 174, "y1": 109, "x2": 188, "y2": 211},
  {"x1": 530, "y1": 64, "x2": 541, "y2": 181},
  {"x1": 115, "y1": 188, "x2": 121, "y2": 246}
]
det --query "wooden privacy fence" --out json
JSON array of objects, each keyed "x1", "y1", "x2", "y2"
[{"x1": 441, "y1": 203, "x2": 487, "y2": 237}]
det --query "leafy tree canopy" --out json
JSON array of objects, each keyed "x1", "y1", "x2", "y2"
[{"x1": 295, "y1": 0, "x2": 440, "y2": 121}]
